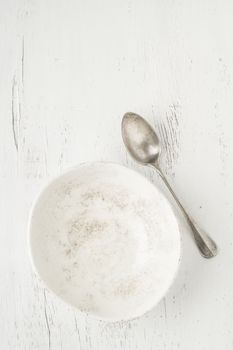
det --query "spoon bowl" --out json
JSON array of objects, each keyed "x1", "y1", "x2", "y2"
[{"x1": 122, "y1": 112, "x2": 161, "y2": 164}]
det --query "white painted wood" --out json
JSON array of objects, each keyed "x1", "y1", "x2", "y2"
[{"x1": 0, "y1": 0, "x2": 232, "y2": 348}]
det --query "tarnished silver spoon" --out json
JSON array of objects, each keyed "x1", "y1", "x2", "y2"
[{"x1": 122, "y1": 112, "x2": 218, "y2": 258}]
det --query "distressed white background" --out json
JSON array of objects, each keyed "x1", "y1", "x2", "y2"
[{"x1": 0, "y1": 0, "x2": 232, "y2": 349}]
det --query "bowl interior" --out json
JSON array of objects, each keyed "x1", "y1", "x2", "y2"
[{"x1": 29, "y1": 162, "x2": 181, "y2": 321}]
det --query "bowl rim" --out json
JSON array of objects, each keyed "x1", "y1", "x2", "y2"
[{"x1": 28, "y1": 160, "x2": 182, "y2": 322}]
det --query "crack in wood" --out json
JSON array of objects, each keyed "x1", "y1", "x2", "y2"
[
  {"x1": 163, "y1": 297, "x2": 167, "y2": 320},
  {"x1": 74, "y1": 315, "x2": 82, "y2": 346},
  {"x1": 11, "y1": 76, "x2": 20, "y2": 151},
  {"x1": 44, "y1": 290, "x2": 51, "y2": 350},
  {"x1": 21, "y1": 36, "x2": 24, "y2": 86}
]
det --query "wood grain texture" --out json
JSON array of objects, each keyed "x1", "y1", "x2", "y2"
[{"x1": 0, "y1": 0, "x2": 232, "y2": 349}]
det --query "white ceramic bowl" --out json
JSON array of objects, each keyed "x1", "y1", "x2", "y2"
[{"x1": 29, "y1": 162, "x2": 181, "y2": 321}]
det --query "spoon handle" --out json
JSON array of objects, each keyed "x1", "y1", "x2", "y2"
[{"x1": 153, "y1": 165, "x2": 218, "y2": 258}]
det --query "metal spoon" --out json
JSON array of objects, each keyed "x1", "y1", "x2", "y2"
[{"x1": 122, "y1": 112, "x2": 218, "y2": 258}]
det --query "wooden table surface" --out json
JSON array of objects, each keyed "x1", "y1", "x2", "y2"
[{"x1": 1, "y1": 1, "x2": 232, "y2": 349}]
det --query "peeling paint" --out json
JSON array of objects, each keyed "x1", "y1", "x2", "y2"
[{"x1": 156, "y1": 103, "x2": 181, "y2": 176}]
